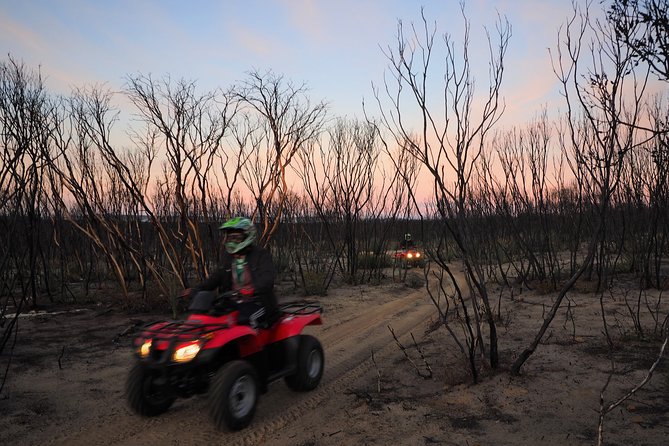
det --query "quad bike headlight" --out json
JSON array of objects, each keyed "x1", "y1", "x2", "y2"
[
  {"x1": 407, "y1": 252, "x2": 413, "y2": 259},
  {"x1": 415, "y1": 252, "x2": 421, "y2": 258},
  {"x1": 139, "y1": 339, "x2": 152, "y2": 358},
  {"x1": 172, "y1": 341, "x2": 202, "y2": 363}
]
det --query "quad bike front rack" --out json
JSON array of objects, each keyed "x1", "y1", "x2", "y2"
[{"x1": 137, "y1": 320, "x2": 230, "y2": 342}]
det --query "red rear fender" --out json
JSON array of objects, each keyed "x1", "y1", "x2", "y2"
[{"x1": 272, "y1": 313, "x2": 323, "y2": 342}]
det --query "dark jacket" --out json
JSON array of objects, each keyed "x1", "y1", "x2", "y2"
[{"x1": 195, "y1": 245, "x2": 279, "y2": 316}]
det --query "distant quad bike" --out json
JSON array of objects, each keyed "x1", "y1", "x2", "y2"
[
  {"x1": 126, "y1": 291, "x2": 324, "y2": 431},
  {"x1": 393, "y1": 248, "x2": 425, "y2": 268}
]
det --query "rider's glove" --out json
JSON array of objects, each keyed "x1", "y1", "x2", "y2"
[{"x1": 180, "y1": 288, "x2": 194, "y2": 299}]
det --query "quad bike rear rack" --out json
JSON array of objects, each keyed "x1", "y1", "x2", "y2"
[{"x1": 279, "y1": 302, "x2": 323, "y2": 316}]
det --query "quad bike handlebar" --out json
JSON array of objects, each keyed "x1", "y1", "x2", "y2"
[
  {"x1": 187, "y1": 290, "x2": 251, "y2": 314},
  {"x1": 180, "y1": 288, "x2": 243, "y2": 300}
]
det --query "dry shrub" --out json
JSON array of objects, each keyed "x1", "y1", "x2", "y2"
[
  {"x1": 405, "y1": 272, "x2": 425, "y2": 289},
  {"x1": 532, "y1": 280, "x2": 556, "y2": 295},
  {"x1": 302, "y1": 271, "x2": 328, "y2": 296},
  {"x1": 358, "y1": 252, "x2": 392, "y2": 270},
  {"x1": 573, "y1": 278, "x2": 600, "y2": 294}
]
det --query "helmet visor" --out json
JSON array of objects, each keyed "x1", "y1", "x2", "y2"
[
  {"x1": 224, "y1": 230, "x2": 250, "y2": 254},
  {"x1": 224, "y1": 231, "x2": 245, "y2": 243}
]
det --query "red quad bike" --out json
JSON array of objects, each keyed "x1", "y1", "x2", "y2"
[
  {"x1": 393, "y1": 248, "x2": 424, "y2": 268},
  {"x1": 125, "y1": 290, "x2": 324, "y2": 431}
]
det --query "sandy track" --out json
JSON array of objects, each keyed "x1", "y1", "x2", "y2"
[
  {"x1": 34, "y1": 284, "x2": 434, "y2": 446},
  {"x1": 7, "y1": 270, "x2": 667, "y2": 446}
]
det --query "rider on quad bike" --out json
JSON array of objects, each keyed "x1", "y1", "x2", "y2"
[
  {"x1": 394, "y1": 233, "x2": 423, "y2": 268},
  {"x1": 126, "y1": 217, "x2": 325, "y2": 431},
  {"x1": 185, "y1": 216, "x2": 279, "y2": 329}
]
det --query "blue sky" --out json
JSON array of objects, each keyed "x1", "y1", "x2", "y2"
[{"x1": 1, "y1": 0, "x2": 580, "y2": 128}]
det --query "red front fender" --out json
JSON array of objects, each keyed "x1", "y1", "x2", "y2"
[{"x1": 204, "y1": 324, "x2": 261, "y2": 356}]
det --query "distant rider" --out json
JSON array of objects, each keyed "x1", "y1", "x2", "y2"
[{"x1": 400, "y1": 233, "x2": 415, "y2": 250}]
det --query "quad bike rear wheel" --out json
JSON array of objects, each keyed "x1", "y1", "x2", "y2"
[
  {"x1": 285, "y1": 335, "x2": 324, "y2": 391},
  {"x1": 209, "y1": 360, "x2": 259, "y2": 431},
  {"x1": 126, "y1": 362, "x2": 176, "y2": 416}
]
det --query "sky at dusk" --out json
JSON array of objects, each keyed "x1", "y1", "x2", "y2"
[{"x1": 1, "y1": 0, "x2": 586, "y2": 129}]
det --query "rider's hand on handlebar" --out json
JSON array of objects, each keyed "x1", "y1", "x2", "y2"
[{"x1": 220, "y1": 290, "x2": 240, "y2": 300}]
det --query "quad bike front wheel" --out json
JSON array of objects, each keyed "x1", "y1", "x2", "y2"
[
  {"x1": 125, "y1": 362, "x2": 176, "y2": 416},
  {"x1": 285, "y1": 335, "x2": 324, "y2": 391},
  {"x1": 209, "y1": 360, "x2": 259, "y2": 431}
]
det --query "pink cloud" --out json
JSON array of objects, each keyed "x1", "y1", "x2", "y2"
[
  {"x1": 1, "y1": 14, "x2": 46, "y2": 56},
  {"x1": 0, "y1": 12, "x2": 102, "y2": 94},
  {"x1": 228, "y1": 21, "x2": 291, "y2": 63},
  {"x1": 279, "y1": 0, "x2": 327, "y2": 43}
]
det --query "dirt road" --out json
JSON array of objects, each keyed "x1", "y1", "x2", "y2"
[
  {"x1": 2, "y1": 282, "x2": 434, "y2": 446},
  {"x1": 6, "y1": 272, "x2": 667, "y2": 446}
]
